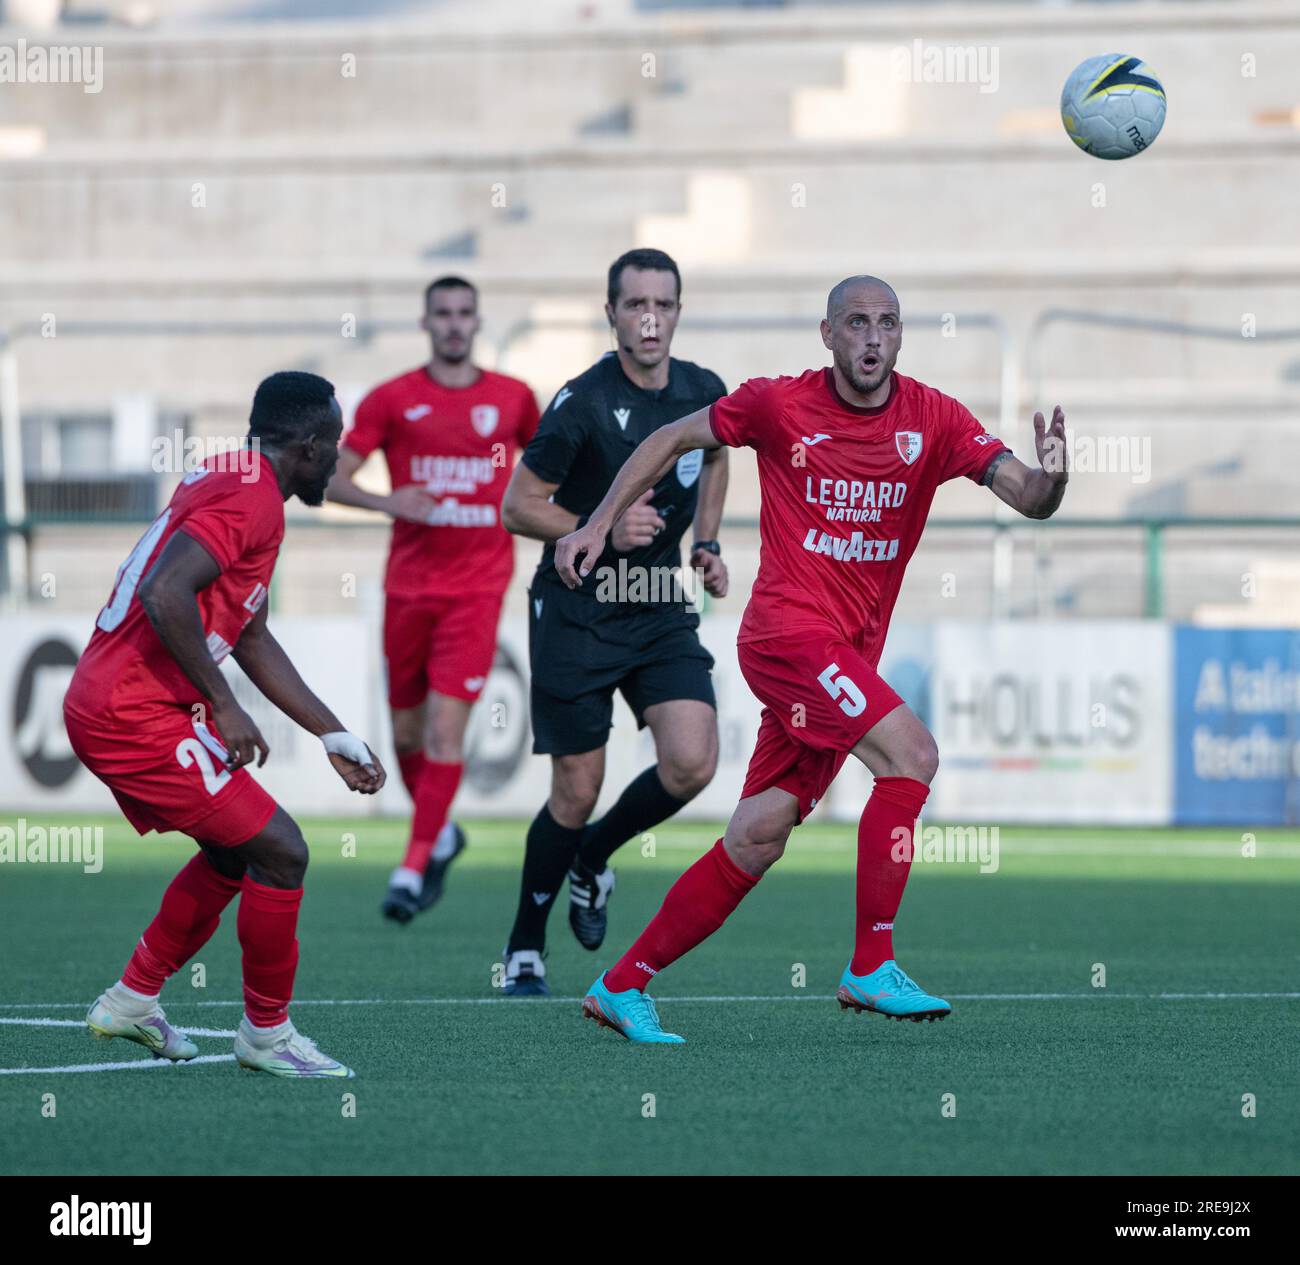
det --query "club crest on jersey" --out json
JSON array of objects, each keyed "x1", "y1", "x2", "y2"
[
  {"x1": 470, "y1": 404, "x2": 499, "y2": 438},
  {"x1": 895, "y1": 431, "x2": 923, "y2": 465}
]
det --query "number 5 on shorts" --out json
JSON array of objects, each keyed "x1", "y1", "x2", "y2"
[{"x1": 817, "y1": 662, "x2": 867, "y2": 718}]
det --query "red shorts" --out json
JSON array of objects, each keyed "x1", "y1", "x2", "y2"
[
  {"x1": 64, "y1": 700, "x2": 278, "y2": 847},
  {"x1": 382, "y1": 590, "x2": 504, "y2": 709},
  {"x1": 737, "y1": 631, "x2": 905, "y2": 820}
]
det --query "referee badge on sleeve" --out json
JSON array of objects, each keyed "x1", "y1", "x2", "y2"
[{"x1": 676, "y1": 449, "x2": 704, "y2": 488}]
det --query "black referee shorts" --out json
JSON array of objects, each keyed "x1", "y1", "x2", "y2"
[{"x1": 527, "y1": 585, "x2": 716, "y2": 757}]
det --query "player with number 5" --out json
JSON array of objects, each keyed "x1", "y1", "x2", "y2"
[
  {"x1": 64, "y1": 372, "x2": 386, "y2": 1078},
  {"x1": 557, "y1": 276, "x2": 1069, "y2": 1043}
]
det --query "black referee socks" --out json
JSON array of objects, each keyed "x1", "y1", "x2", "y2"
[
  {"x1": 507, "y1": 805, "x2": 584, "y2": 952},
  {"x1": 578, "y1": 765, "x2": 687, "y2": 873}
]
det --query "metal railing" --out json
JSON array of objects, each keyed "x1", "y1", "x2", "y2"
[
  {"x1": 4, "y1": 307, "x2": 1299, "y2": 622},
  {"x1": 0, "y1": 310, "x2": 1014, "y2": 599}
]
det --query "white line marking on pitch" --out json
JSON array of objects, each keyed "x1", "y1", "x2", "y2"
[
  {"x1": 3, "y1": 991, "x2": 1295, "y2": 1075},
  {"x1": 0, "y1": 1053, "x2": 236, "y2": 1076},
  {"x1": 0, "y1": 1017, "x2": 236, "y2": 1036},
  {"x1": 1, "y1": 992, "x2": 1297, "y2": 1013}
]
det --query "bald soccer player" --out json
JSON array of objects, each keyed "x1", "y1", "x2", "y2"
[{"x1": 557, "y1": 276, "x2": 1069, "y2": 1043}]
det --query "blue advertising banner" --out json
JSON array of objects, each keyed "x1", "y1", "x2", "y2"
[{"x1": 1174, "y1": 628, "x2": 1300, "y2": 825}]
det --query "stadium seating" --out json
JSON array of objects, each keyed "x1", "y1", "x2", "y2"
[{"x1": 2, "y1": 0, "x2": 1298, "y2": 623}]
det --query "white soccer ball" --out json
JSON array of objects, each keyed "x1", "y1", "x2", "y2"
[{"x1": 1060, "y1": 54, "x2": 1166, "y2": 160}]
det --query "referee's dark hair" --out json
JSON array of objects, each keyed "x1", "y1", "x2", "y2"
[
  {"x1": 607, "y1": 248, "x2": 681, "y2": 308},
  {"x1": 248, "y1": 371, "x2": 337, "y2": 447},
  {"x1": 425, "y1": 275, "x2": 478, "y2": 310}
]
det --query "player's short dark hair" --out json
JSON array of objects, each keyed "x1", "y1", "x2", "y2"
[
  {"x1": 248, "y1": 371, "x2": 337, "y2": 447},
  {"x1": 607, "y1": 249, "x2": 681, "y2": 307},
  {"x1": 424, "y1": 275, "x2": 478, "y2": 310}
]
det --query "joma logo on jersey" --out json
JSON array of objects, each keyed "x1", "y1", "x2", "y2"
[{"x1": 802, "y1": 530, "x2": 900, "y2": 563}]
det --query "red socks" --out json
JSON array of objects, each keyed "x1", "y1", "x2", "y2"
[
  {"x1": 121, "y1": 853, "x2": 242, "y2": 995},
  {"x1": 850, "y1": 775, "x2": 930, "y2": 975},
  {"x1": 118, "y1": 854, "x2": 304, "y2": 1027},
  {"x1": 396, "y1": 749, "x2": 425, "y2": 800},
  {"x1": 602, "y1": 776, "x2": 930, "y2": 993},
  {"x1": 605, "y1": 840, "x2": 759, "y2": 993},
  {"x1": 401, "y1": 759, "x2": 463, "y2": 873},
  {"x1": 237, "y1": 877, "x2": 302, "y2": 1028}
]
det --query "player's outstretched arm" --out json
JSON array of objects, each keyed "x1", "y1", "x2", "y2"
[
  {"x1": 986, "y1": 405, "x2": 1069, "y2": 520},
  {"x1": 137, "y1": 532, "x2": 270, "y2": 771},
  {"x1": 325, "y1": 446, "x2": 436, "y2": 525},
  {"x1": 232, "y1": 604, "x2": 385, "y2": 794},
  {"x1": 555, "y1": 407, "x2": 721, "y2": 589}
]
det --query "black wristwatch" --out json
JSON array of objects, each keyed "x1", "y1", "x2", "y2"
[{"x1": 691, "y1": 540, "x2": 721, "y2": 556}]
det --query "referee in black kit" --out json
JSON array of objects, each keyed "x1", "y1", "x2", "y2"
[{"x1": 497, "y1": 248, "x2": 730, "y2": 996}]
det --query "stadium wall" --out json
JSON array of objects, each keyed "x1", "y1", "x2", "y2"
[{"x1": 6, "y1": 614, "x2": 1296, "y2": 828}]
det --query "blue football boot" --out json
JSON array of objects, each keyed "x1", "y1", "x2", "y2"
[
  {"x1": 581, "y1": 972, "x2": 685, "y2": 1044},
  {"x1": 837, "y1": 959, "x2": 951, "y2": 1023}
]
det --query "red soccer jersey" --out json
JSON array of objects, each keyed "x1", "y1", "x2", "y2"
[
  {"x1": 67, "y1": 451, "x2": 285, "y2": 727},
  {"x1": 344, "y1": 367, "x2": 540, "y2": 600},
  {"x1": 710, "y1": 368, "x2": 1009, "y2": 660}
]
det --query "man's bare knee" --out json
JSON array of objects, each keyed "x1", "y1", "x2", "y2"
[
  {"x1": 198, "y1": 842, "x2": 245, "y2": 882},
  {"x1": 423, "y1": 717, "x2": 465, "y2": 764},
  {"x1": 889, "y1": 729, "x2": 939, "y2": 783},
  {"x1": 855, "y1": 709, "x2": 940, "y2": 784},
  {"x1": 723, "y1": 792, "x2": 799, "y2": 877},
  {"x1": 727, "y1": 836, "x2": 786, "y2": 876},
  {"x1": 551, "y1": 787, "x2": 598, "y2": 827},
  {"x1": 549, "y1": 755, "x2": 603, "y2": 828},
  {"x1": 241, "y1": 811, "x2": 309, "y2": 889},
  {"x1": 658, "y1": 748, "x2": 716, "y2": 801},
  {"x1": 423, "y1": 695, "x2": 471, "y2": 764},
  {"x1": 391, "y1": 707, "x2": 424, "y2": 757}
]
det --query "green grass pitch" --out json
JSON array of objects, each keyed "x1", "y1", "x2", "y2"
[{"x1": 1, "y1": 815, "x2": 1297, "y2": 1176}]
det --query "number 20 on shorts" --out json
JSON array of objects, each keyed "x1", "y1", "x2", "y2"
[{"x1": 817, "y1": 662, "x2": 866, "y2": 717}]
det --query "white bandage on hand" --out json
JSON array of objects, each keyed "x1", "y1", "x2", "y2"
[{"x1": 321, "y1": 731, "x2": 372, "y2": 766}]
